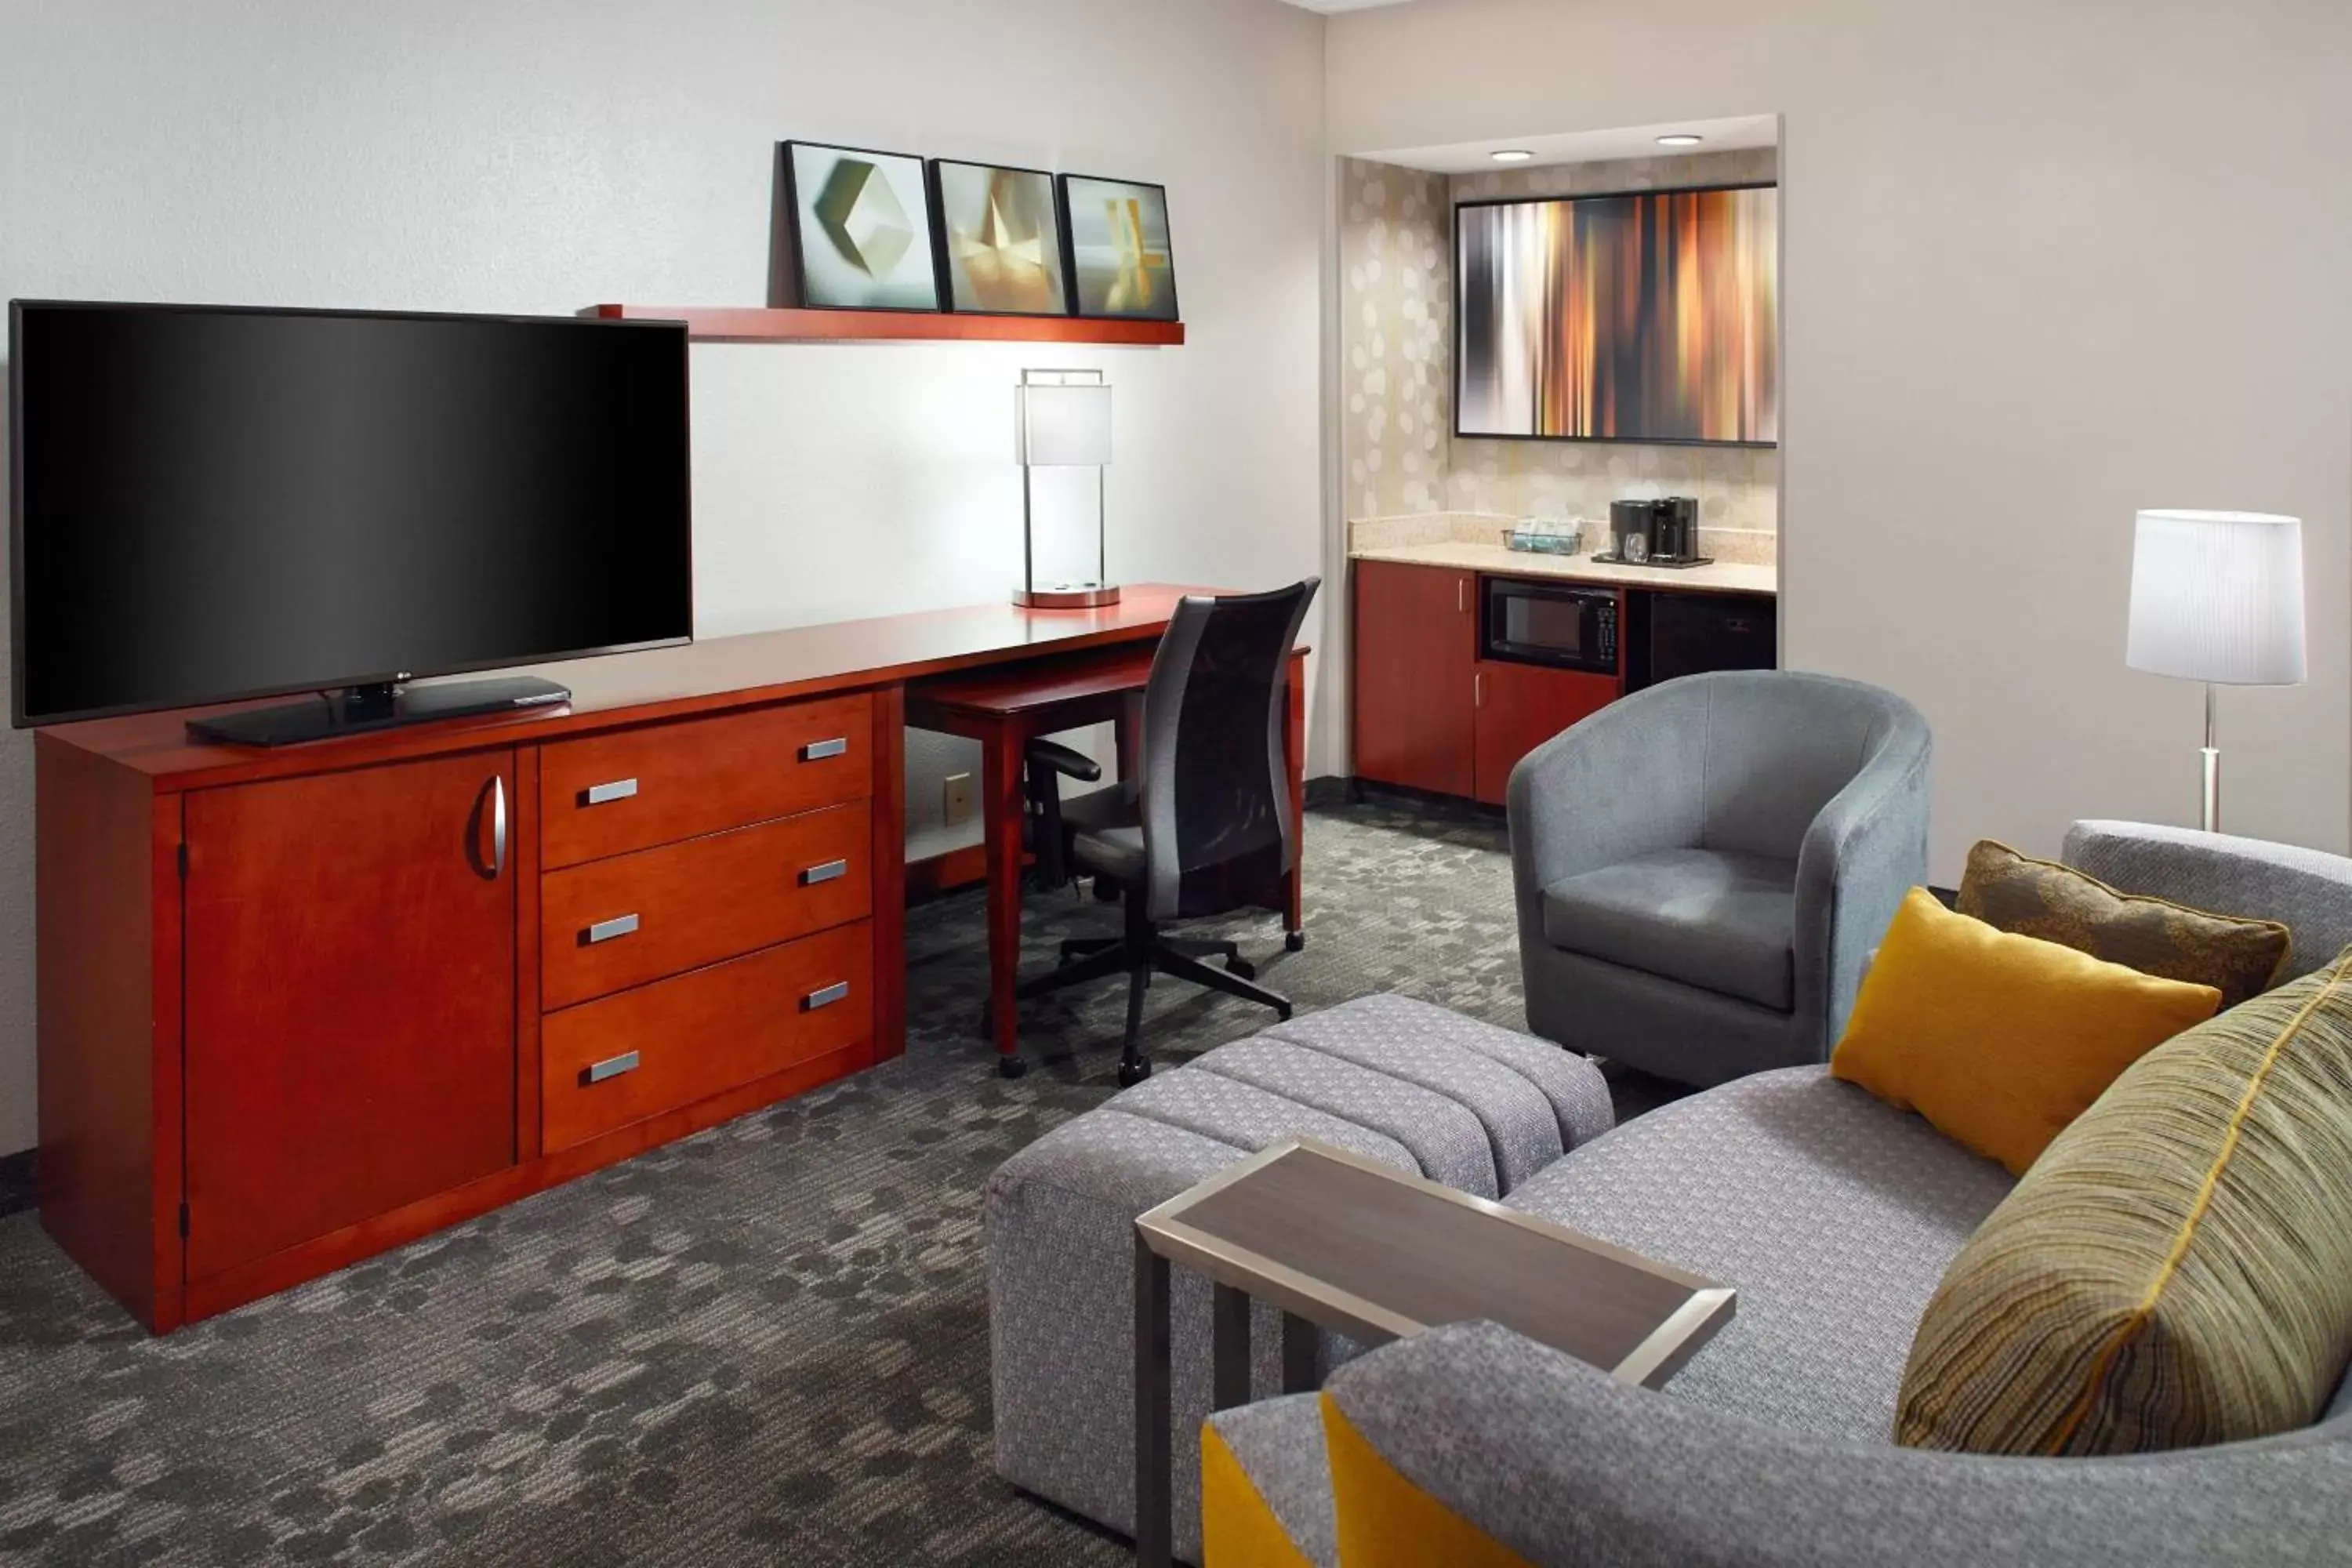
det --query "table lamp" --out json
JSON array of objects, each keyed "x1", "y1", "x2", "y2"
[
  {"x1": 2125, "y1": 509, "x2": 2307, "y2": 833},
  {"x1": 1012, "y1": 368, "x2": 1117, "y2": 608}
]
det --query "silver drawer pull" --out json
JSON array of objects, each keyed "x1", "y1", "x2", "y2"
[
  {"x1": 584, "y1": 1051, "x2": 641, "y2": 1084},
  {"x1": 800, "y1": 736, "x2": 848, "y2": 761},
  {"x1": 585, "y1": 913, "x2": 641, "y2": 945},
  {"x1": 803, "y1": 981, "x2": 851, "y2": 1011},
  {"x1": 583, "y1": 778, "x2": 639, "y2": 806},
  {"x1": 800, "y1": 858, "x2": 850, "y2": 887}
]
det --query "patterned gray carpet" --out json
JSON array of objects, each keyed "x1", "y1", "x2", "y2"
[{"x1": 0, "y1": 798, "x2": 1671, "y2": 1566}]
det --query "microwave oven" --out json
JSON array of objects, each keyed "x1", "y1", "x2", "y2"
[{"x1": 1483, "y1": 579, "x2": 1618, "y2": 675}]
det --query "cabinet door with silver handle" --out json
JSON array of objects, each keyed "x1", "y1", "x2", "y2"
[
  {"x1": 583, "y1": 778, "x2": 639, "y2": 806},
  {"x1": 803, "y1": 980, "x2": 851, "y2": 1011},
  {"x1": 585, "y1": 913, "x2": 641, "y2": 946},
  {"x1": 583, "y1": 1050, "x2": 641, "y2": 1084},
  {"x1": 800, "y1": 736, "x2": 848, "y2": 761},
  {"x1": 799, "y1": 858, "x2": 850, "y2": 887},
  {"x1": 475, "y1": 773, "x2": 509, "y2": 880}
]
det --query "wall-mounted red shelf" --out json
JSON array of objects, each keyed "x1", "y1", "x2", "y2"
[{"x1": 582, "y1": 304, "x2": 1184, "y2": 347}]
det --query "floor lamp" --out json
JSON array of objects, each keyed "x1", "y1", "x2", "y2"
[{"x1": 2125, "y1": 509, "x2": 2307, "y2": 833}]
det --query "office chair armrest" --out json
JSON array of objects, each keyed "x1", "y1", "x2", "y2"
[
  {"x1": 1021, "y1": 739, "x2": 1100, "y2": 891},
  {"x1": 1024, "y1": 738, "x2": 1102, "y2": 783}
]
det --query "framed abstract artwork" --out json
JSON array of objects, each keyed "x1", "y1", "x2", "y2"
[
  {"x1": 1058, "y1": 174, "x2": 1180, "y2": 323},
  {"x1": 1455, "y1": 183, "x2": 1779, "y2": 445},
  {"x1": 779, "y1": 140, "x2": 943, "y2": 312},
  {"x1": 927, "y1": 159, "x2": 1069, "y2": 317}
]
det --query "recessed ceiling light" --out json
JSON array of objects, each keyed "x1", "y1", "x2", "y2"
[
  {"x1": 1655, "y1": 133, "x2": 1704, "y2": 147},
  {"x1": 1490, "y1": 149, "x2": 1535, "y2": 163}
]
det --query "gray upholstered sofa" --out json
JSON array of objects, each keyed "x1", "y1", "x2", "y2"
[
  {"x1": 986, "y1": 822, "x2": 2352, "y2": 1564},
  {"x1": 1511, "y1": 670, "x2": 1933, "y2": 1087},
  {"x1": 1204, "y1": 819, "x2": 2352, "y2": 1566}
]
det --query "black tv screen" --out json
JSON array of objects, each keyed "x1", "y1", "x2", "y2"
[{"x1": 9, "y1": 302, "x2": 693, "y2": 727}]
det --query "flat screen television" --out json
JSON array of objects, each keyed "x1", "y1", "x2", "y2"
[
  {"x1": 1455, "y1": 183, "x2": 1778, "y2": 446},
  {"x1": 8, "y1": 301, "x2": 693, "y2": 744}
]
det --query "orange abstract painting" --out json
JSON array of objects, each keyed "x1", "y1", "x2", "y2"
[{"x1": 1457, "y1": 185, "x2": 1778, "y2": 445}]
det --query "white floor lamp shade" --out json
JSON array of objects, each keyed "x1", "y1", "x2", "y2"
[{"x1": 2125, "y1": 509, "x2": 2306, "y2": 832}]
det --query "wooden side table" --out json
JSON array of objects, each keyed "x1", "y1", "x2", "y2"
[{"x1": 1131, "y1": 1138, "x2": 1736, "y2": 1566}]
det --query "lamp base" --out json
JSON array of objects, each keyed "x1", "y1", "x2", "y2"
[{"x1": 1012, "y1": 584, "x2": 1123, "y2": 610}]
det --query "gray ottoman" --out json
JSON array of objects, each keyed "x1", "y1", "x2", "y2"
[{"x1": 984, "y1": 993, "x2": 1613, "y2": 1559}]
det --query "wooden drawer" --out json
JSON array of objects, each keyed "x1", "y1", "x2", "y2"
[
  {"x1": 539, "y1": 692, "x2": 874, "y2": 869},
  {"x1": 540, "y1": 803, "x2": 871, "y2": 1011},
  {"x1": 540, "y1": 922, "x2": 873, "y2": 1154}
]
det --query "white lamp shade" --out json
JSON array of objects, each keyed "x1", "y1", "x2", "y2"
[
  {"x1": 1015, "y1": 383, "x2": 1112, "y2": 467},
  {"x1": 2125, "y1": 510, "x2": 2307, "y2": 686}
]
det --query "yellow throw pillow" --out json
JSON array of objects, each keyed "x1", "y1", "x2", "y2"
[
  {"x1": 1831, "y1": 887, "x2": 2222, "y2": 1174},
  {"x1": 1957, "y1": 839, "x2": 2292, "y2": 1007},
  {"x1": 1897, "y1": 949, "x2": 2352, "y2": 1455}
]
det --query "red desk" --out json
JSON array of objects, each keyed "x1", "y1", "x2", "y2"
[{"x1": 908, "y1": 644, "x2": 1308, "y2": 1073}]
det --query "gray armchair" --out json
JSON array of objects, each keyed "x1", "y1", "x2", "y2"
[{"x1": 1507, "y1": 670, "x2": 1931, "y2": 1085}]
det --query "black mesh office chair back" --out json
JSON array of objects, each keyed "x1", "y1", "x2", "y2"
[{"x1": 1138, "y1": 581, "x2": 1318, "y2": 923}]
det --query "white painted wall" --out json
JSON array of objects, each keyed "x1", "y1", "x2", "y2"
[
  {"x1": 1328, "y1": 0, "x2": 2352, "y2": 880},
  {"x1": 0, "y1": 0, "x2": 1330, "y2": 1156}
]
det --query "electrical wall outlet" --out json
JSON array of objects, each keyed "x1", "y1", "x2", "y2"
[{"x1": 943, "y1": 771, "x2": 975, "y2": 827}]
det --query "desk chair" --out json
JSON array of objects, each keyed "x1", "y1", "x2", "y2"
[{"x1": 1018, "y1": 579, "x2": 1319, "y2": 1086}]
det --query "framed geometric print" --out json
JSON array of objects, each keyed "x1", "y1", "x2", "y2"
[
  {"x1": 928, "y1": 159, "x2": 1069, "y2": 317},
  {"x1": 779, "y1": 140, "x2": 943, "y2": 312},
  {"x1": 1058, "y1": 174, "x2": 1179, "y2": 322}
]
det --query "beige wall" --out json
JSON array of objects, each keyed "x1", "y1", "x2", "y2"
[
  {"x1": 1329, "y1": 0, "x2": 2352, "y2": 879},
  {"x1": 0, "y1": 0, "x2": 1329, "y2": 1156}
]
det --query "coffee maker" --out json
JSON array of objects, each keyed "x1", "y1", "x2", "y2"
[
  {"x1": 1653, "y1": 496, "x2": 1699, "y2": 562},
  {"x1": 1603, "y1": 497, "x2": 1710, "y2": 568},
  {"x1": 1607, "y1": 499, "x2": 1657, "y2": 564}
]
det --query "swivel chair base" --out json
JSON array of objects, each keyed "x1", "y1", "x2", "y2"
[{"x1": 1016, "y1": 892, "x2": 1292, "y2": 1087}]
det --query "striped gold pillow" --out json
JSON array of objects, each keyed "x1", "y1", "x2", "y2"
[{"x1": 1896, "y1": 947, "x2": 2352, "y2": 1454}]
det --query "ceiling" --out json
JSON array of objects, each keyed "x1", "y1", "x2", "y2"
[
  {"x1": 1358, "y1": 114, "x2": 1779, "y2": 174},
  {"x1": 1275, "y1": 0, "x2": 1417, "y2": 13}
]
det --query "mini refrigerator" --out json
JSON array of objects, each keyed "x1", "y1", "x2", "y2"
[{"x1": 1628, "y1": 592, "x2": 1777, "y2": 690}]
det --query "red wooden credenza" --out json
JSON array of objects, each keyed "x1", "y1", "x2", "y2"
[{"x1": 34, "y1": 586, "x2": 1223, "y2": 1331}]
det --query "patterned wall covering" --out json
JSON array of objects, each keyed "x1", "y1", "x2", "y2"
[
  {"x1": 1341, "y1": 158, "x2": 1454, "y2": 520},
  {"x1": 1341, "y1": 147, "x2": 1780, "y2": 546}
]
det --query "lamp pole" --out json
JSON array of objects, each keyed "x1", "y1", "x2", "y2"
[{"x1": 2200, "y1": 682, "x2": 2220, "y2": 833}]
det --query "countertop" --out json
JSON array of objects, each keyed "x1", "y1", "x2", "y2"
[{"x1": 1349, "y1": 541, "x2": 1777, "y2": 597}]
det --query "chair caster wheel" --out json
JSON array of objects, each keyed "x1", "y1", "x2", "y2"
[
  {"x1": 1116, "y1": 1058, "x2": 1152, "y2": 1088},
  {"x1": 1285, "y1": 930, "x2": 1306, "y2": 953},
  {"x1": 997, "y1": 1055, "x2": 1028, "y2": 1080},
  {"x1": 1225, "y1": 957, "x2": 1257, "y2": 981}
]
